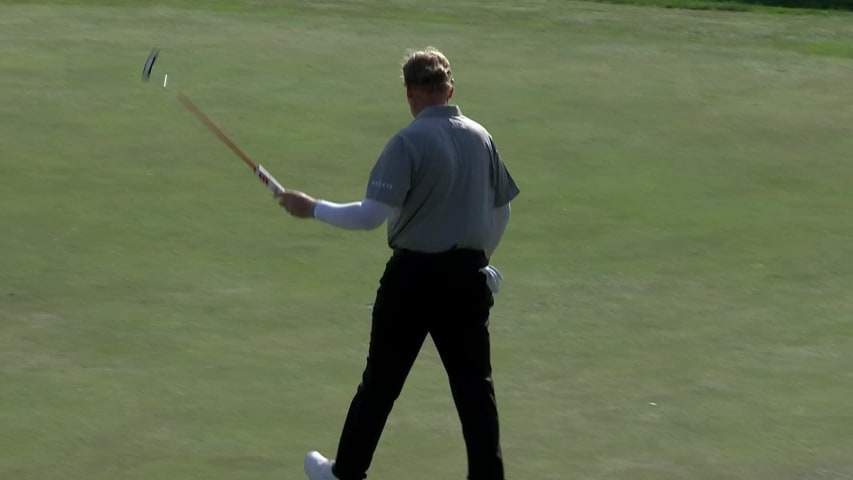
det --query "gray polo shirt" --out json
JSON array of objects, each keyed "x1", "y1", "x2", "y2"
[{"x1": 365, "y1": 104, "x2": 519, "y2": 253}]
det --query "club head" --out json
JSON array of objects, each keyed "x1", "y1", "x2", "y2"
[{"x1": 142, "y1": 47, "x2": 159, "y2": 81}]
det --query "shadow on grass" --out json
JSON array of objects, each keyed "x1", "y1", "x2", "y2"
[
  {"x1": 590, "y1": 0, "x2": 852, "y2": 12},
  {"x1": 718, "y1": 0, "x2": 852, "y2": 8}
]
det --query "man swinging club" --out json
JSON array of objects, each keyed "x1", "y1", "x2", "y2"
[{"x1": 276, "y1": 46, "x2": 520, "y2": 480}]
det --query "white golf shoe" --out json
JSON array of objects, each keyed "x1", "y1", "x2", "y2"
[{"x1": 304, "y1": 451, "x2": 339, "y2": 480}]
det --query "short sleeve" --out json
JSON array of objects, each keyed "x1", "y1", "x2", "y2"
[
  {"x1": 491, "y1": 140, "x2": 520, "y2": 207},
  {"x1": 365, "y1": 134, "x2": 413, "y2": 207}
]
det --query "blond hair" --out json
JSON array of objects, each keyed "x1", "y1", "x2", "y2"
[{"x1": 401, "y1": 47, "x2": 454, "y2": 94}]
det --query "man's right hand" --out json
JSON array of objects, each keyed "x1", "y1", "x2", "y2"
[{"x1": 275, "y1": 190, "x2": 317, "y2": 219}]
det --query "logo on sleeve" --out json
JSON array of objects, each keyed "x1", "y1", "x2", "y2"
[{"x1": 370, "y1": 179, "x2": 394, "y2": 191}]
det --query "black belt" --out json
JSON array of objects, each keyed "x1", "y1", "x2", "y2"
[
  {"x1": 393, "y1": 247, "x2": 483, "y2": 257},
  {"x1": 391, "y1": 248, "x2": 487, "y2": 269}
]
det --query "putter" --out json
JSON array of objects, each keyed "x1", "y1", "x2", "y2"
[{"x1": 141, "y1": 47, "x2": 286, "y2": 195}]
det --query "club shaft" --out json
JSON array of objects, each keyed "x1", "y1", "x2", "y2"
[{"x1": 176, "y1": 90, "x2": 257, "y2": 170}]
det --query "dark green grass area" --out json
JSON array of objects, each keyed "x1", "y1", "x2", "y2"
[
  {"x1": 588, "y1": 0, "x2": 853, "y2": 12},
  {"x1": 2, "y1": 1, "x2": 853, "y2": 480}
]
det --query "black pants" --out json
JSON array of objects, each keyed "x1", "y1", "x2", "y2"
[{"x1": 331, "y1": 248, "x2": 504, "y2": 480}]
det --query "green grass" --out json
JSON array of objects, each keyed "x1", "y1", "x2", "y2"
[{"x1": 2, "y1": 1, "x2": 853, "y2": 479}]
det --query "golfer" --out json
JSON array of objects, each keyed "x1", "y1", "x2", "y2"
[{"x1": 277, "y1": 46, "x2": 519, "y2": 480}]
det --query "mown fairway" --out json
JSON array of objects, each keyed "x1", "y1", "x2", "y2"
[{"x1": 2, "y1": 1, "x2": 852, "y2": 479}]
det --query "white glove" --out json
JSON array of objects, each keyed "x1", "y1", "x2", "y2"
[{"x1": 479, "y1": 265, "x2": 504, "y2": 294}]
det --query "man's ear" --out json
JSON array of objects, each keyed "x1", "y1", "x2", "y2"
[{"x1": 447, "y1": 87, "x2": 454, "y2": 100}]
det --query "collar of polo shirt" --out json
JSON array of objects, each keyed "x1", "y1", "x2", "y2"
[{"x1": 416, "y1": 104, "x2": 462, "y2": 118}]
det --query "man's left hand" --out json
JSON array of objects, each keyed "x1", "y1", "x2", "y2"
[{"x1": 276, "y1": 190, "x2": 317, "y2": 218}]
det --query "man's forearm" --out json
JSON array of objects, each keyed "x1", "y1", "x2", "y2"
[{"x1": 313, "y1": 198, "x2": 393, "y2": 230}]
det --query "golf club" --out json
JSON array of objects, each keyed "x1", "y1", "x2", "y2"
[{"x1": 141, "y1": 47, "x2": 286, "y2": 195}]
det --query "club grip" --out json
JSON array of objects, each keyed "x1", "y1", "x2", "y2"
[{"x1": 255, "y1": 164, "x2": 285, "y2": 194}]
